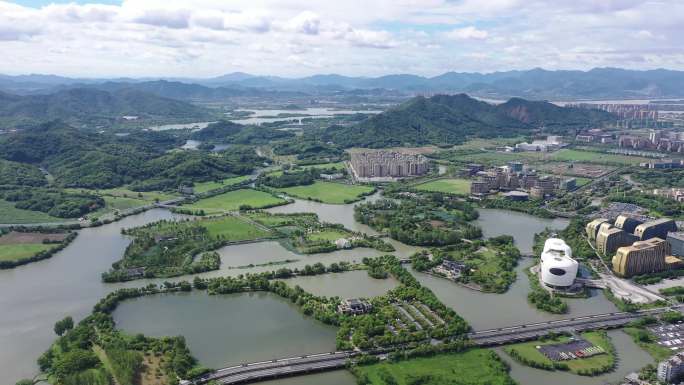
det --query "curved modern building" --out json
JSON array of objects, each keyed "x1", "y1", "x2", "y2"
[{"x1": 540, "y1": 238, "x2": 579, "y2": 289}]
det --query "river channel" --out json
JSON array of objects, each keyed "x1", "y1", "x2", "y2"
[{"x1": 0, "y1": 194, "x2": 657, "y2": 384}]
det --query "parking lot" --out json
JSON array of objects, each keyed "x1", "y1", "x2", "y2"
[{"x1": 648, "y1": 323, "x2": 684, "y2": 351}]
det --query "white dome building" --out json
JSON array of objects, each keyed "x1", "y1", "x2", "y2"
[{"x1": 540, "y1": 238, "x2": 579, "y2": 289}]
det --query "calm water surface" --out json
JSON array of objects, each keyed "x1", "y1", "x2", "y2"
[
  {"x1": 281, "y1": 270, "x2": 398, "y2": 299},
  {"x1": 113, "y1": 291, "x2": 338, "y2": 368},
  {"x1": 0, "y1": 195, "x2": 654, "y2": 385},
  {"x1": 475, "y1": 208, "x2": 570, "y2": 254},
  {"x1": 0, "y1": 209, "x2": 186, "y2": 380}
]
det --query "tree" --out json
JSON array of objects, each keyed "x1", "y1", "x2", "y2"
[{"x1": 54, "y1": 316, "x2": 74, "y2": 336}]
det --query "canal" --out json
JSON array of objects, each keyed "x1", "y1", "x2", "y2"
[{"x1": 0, "y1": 194, "x2": 656, "y2": 385}]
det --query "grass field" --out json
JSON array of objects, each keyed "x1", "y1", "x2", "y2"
[
  {"x1": 504, "y1": 331, "x2": 614, "y2": 374},
  {"x1": 414, "y1": 178, "x2": 471, "y2": 195},
  {"x1": 277, "y1": 181, "x2": 374, "y2": 204},
  {"x1": 192, "y1": 176, "x2": 251, "y2": 194},
  {"x1": 183, "y1": 189, "x2": 286, "y2": 213},
  {"x1": 353, "y1": 349, "x2": 515, "y2": 385},
  {"x1": 0, "y1": 199, "x2": 65, "y2": 224},
  {"x1": 0, "y1": 243, "x2": 55, "y2": 262},
  {"x1": 203, "y1": 215, "x2": 271, "y2": 240},
  {"x1": 548, "y1": 149, "x2": 649, "y2": 165}
]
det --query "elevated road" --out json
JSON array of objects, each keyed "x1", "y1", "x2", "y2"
[
  {"x1": 469, "y1": 305, "x2": 682, "y2": 346},
  {"x1": 189, "y1": 352, "x2": 355, "y2": 385},
  {"x1": 190, "y1": 305, "x2": 683, "y2": 385}
]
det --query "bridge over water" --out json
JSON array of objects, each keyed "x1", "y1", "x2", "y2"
[{"x1": 187, "y1": 305, "x2": 682, "y2": 385}]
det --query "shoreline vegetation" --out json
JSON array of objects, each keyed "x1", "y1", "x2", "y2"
[
  {"x1": 102, "y1": 211, "x2": 396, "y2": 282},
  {"x1": 32, "y1": 256, "x2": 477, "y2": 385},
  {"x1": 504, "y1": 331, "x2": 616, "y2": 376},
  {"x1": 0, "y1": 229, "x2": 78, "y2": 269}
]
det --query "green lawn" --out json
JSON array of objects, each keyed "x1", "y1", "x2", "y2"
[
  {"x1": 354, "y1": 349, "x2": 515, "y2": 385},
  {"x1": 0, "y1": 199, "x2": 65, "y2": 224},
  {"x1": 202, "y1": 216, "x2": 271, "y2": 240},
  {"x1": 0, "y1": 243, "x2": 55, "y2": 262},
  {"x1": 504, "y1": 331, "x2": 615, "y2": 374},
  {"x1": 192, "y1": 176, "x2": 251, "y2": 194},
  {"x1": 277, "y1": 181, "x2": 374, "y2": 204},
  {"x1": 183, "y1": 189, "x2": 286, "y2": 213},
  {"x1": 414, "y1": 178, "x2": 471, "y2": 195},
  {"x1": 548, "y1": 149, "x2": 649, "y2": 165}
]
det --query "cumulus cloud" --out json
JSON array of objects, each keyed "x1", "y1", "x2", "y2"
[{"x1": 0, "y1": 0, "x2": 683, "y2": 77}]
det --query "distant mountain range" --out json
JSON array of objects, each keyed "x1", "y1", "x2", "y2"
[
  {"x1": 323, "y1": 94, "x2": 614, "y2": 148},
  {"x1": 3, "y1": 68, "x2": 684, "y2": 100},
  {"x1": 0, "y1": 87, "x2": 213, "y2": 127}
]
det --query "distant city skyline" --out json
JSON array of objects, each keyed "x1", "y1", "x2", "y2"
[{"x1": 2, "y1": 0, "x2": 684, "y2": 78}]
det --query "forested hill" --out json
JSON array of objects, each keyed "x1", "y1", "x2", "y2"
[
  {"x1": 0, "y1": 88, "x2": 214, "y2": 127},
  {"x1": 0, "y1": 122, "x2": 263, "y2": 190},
  {"x1": 323, "y1": 94, "x2": 614, "y2": 148}
]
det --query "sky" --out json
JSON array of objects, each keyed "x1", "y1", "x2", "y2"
[{"x1": 2, "y1": 0, "x2": 684, "y2": 78}]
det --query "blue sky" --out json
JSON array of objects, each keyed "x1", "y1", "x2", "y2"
[{"x1": 1, "y1": 0, "x2": 683, "y2": 77}]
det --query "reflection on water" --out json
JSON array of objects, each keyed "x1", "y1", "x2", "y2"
[
  {"x1": 281, "y1": 270, "x2": 398, "y2": 299},
  {"x1": 113, "y1": 291, "x2": 338, "y2": 368},
  {"x1": 475, "y1": 208, "x2": 570, "y2": 254}
]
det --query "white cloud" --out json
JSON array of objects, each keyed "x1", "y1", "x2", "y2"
[
  {"x1": 445, "y1": 26, "x2": 489, "y2": 40},
  {"x1": 0, "y1": 0, "x2": 683, "y2": 77}
]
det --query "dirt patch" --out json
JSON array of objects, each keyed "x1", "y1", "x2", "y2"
[
  {"x1": 534, "y1": 162, "x2": 615, "y2": 178},
  {"x1": 429, "y1": 220, "x2": 446, "y2": 228},
  {"x1": 0, "y1": 231, "x2": 69, "y2": 245},
  {"x1": 138, "y1": 352, "x2": 169, "y2": 385}
]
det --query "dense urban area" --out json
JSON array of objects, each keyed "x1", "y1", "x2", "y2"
[{"x1": 4, "y1": 53, "x2": 684, "y2": 385}]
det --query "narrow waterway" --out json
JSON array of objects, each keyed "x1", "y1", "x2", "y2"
[
  {"x1": 0, "y1": 209, "x2": 186, "y2": 380},
  {"x1": 0, "y1": 193, "x2": 655, "y2": 385},
  {"x1": 266, "y1": 193, "x2": 382, "y2": 234}
]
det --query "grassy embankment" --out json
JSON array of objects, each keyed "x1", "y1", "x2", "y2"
[
  {"x1": 0, "y1": 199, "x2": 65, "y2": 224},
  {"x1": 277, "y1": 181, "x2": 374, "y2": 204}
]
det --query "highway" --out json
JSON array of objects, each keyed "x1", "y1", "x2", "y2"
[{"x1": 189, "y1": 305, "x2": 683, "y2": 385}]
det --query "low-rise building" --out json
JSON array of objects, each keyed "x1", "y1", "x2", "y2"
[
  {"x1": 614, "y1": 215, "x2": 644, "y2": 234},
  {"x1": 470, "y1": 181, "x2": 490, "y2": 196},
  {"x1": 634, "y1": 218, "x2": 678, "y2": 240},
  {"x1": 335, "y1": 238, "x2": 352, "y2": 249},
  {"x1": 434, "y1": 260, "x2": 466, "y2": 280},
  {"x1": 320, "y1": 173, "x2": 344, "y2": 180},
  {"x1": 338, "y1": 298, "x2": 372, "y2": 315},
  {"x1": 612, "y1": 238, "x2": 672, "y2": 277},
  {"x1": 503, "y1": 190, "x2": 529, "y2": 201},
  {"x1": 586, "y1": 218, "x2": 609, "y2": 242},
  {"x1": 658, "y1": 352, "x2": 684, "y2": 383},
  {"x1": 596, "y1": 226, "x2": 638, "y2": 255},
  {"x1": 668, "y1": 232, "x2": 684, "y2": 257}
]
